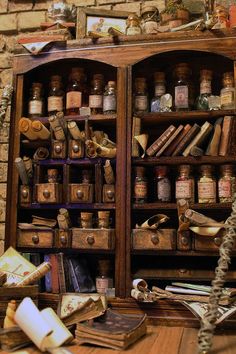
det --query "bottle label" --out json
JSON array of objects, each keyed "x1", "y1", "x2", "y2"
[
  {"x1": 218, "y1": 180, "x2": 231, "y2": 198},
  {"x1": 155, "y1": 84, "x2": 166, "y2": 97},
  {"x1": 221, "y1": 92, "x2": 234, "y2": 106},
  {"x1": 157, "y1": 179, "x2": 171, "y2": 201},
  {"x1": 126, "y1": 27, "x2": 141, "y2": 35},
  {"x1": 143, "y1": 21, "x2": 158, "y2": 34},
  {"x1": 89, "y1": 94, "x2": 103, "y2": 108},
  {"x1": 134, "y1": 181, "x2": 147, "y2": 198},
  {"x1": 200, "y1": 80, "x2": 211, "y2": 94},
  {"x1": 175, "y1": 85, "x2": 188, "y2": 108},
  {"x1": 66, "y1": 91, "x2": 82, "y2": 109},
  {"x1": 198, "y1": 181, "x2": 216, "y2": 199},
  {"x1": 96, "y1": 277, "x2": 113, "y2": 294},
  {"x1": 135, "y1": 96, "x2": 148, "y2": 110},
  {"x1": 103, "y1": 96, "x2": 116, "y2": 112},
  {"x1": 48, "y1": 96, "x2": 63, "y2": 112},
  {"x1": 28, "y1": 100, "x2": 43, "y2": 115},
  {"x1": 176, "y1": 180, "x2": 192, "y2": 199}
]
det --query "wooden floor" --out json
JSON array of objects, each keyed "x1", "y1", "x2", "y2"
[{"x1": 5, "y1": 326, "x2": 236, "y2": 354}]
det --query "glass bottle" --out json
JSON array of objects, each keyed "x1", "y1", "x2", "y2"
[
  {"x1": 66, "y1": 67, "x2": 84, "y2": 115},
  {"x1": 96, "y1": 259, "x2": 113, "y2": 294},
  {"x1": 133, "y1": 77, "x2": 148, "y2": 115},
  {"x1": 197, "y1": 164, "x2": 216, "y2": 204},
  {"x1": 134, "y1": 166, "x2": 148, "y2": 203},
  {"x1": 175, "y1": 164, "x2": 195, "y2": 203},
  {"x1": 141, "y1": 5, "x2": 159, "y2": 34},
  {"x1": 28, "y1": 82, "x2": 44, "y2": 118},
  {"x1": 218, "y1": 164, "x2": 236, "y2": 203},
  {"x1": 154, "y1": 165, "x2": 171, "y2": 202},
  {"x1": 151, "y1": 72, "x2": 166, "y2": 112},
  {"x1": 47, "y1": 75, "x2": 64, "y2": 115},
  {"x1": 195, "y1": 69, "x2": 213, "y2": 111},
  {"x1": 89, "y1": 74, "x2": 104, "y2": 114},
  {"x1": 173, "y1": 63, "x2": 193, "y2": 111},
  {"x1": 220, "y1": 72, "x2": 235, "y2": 109},
  {"x1": 126, "y1": 14, "x2": 142, "y2": 35},
  {"x1": 103, "y1": 81, "x2": 117, "y2": 114}
]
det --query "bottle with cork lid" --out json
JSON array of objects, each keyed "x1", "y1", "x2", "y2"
[
  {"x1": 196, "y1": 69, "x2": 213, "y2": 111},
  {"x1": 197, "y1": 164, "x2": 216, "y2": 204},
  {"x1": 134, "y1": 166, "x2": 148, "y2": 203},
  {"x1": 126, "y1": 14, "x2": 142, "y2": 35},
  {"x1": 134, "y1": 77, "x2": 148, "y2": 114},
  {"x1": 151, "y1": 71, "x2": 166, "y2": 112},
  {"x1": 175, "y1": 164, "x2": 195, "y2": 203},
  {"x1": 103, "y1": 81, "x2": 117, "y2": 114},
  {"x1": 173, "y1": 63, "x2": 193, "y2": 111},
  {"x1": 218, "y1": 164, "x2": 236, "y2": 203},
  {"x1": 220, "y1": 71, "x2": 235, "y2": 109},
  {"x1": 141, "y1": 5, "x2": 159, "y2": 34},
  {"x1": 66, "y1": 67, "x2": 84, "y2": 115},
  {"x1": 47, "y1": 75, "x2": 64, "y2": 115},
  {"x1": 28, "y1": 82, "x2": 44, "y2": 118}
]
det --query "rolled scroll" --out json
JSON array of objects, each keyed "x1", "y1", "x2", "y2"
[
  {"x1": 31, "y1": 120, "x2": 50, "y2": 140},
  {"x1": 67, "y1": 121, "x2": 84, "y2": 140},
  {"x1": 57, "y1": 214, "x2": 69, "y2": 230},
  {"x1": 15, "y1": 157, "x2": 29, "y2": 185},
  {"x1": 85, "y1": 140, "x2": 116, "y2": 158},
  {"x1": 53, "y1": 126, "x2": 66, "y2": 141},
  {"x1": 101, "y1": 137, "x2": 116, "y2": 148},
  {"x1": 59, "y1": 208, "x2": 71, "y2": 228},
  {"x1": 23, "y1": 156, "x2": 33, "y2": 179},
  {"x1": 33, "y1": 147, "x2": 49, "y2": 161},
  {"x1": 15, "y1": 262, "x2": 52, "y2": 287},
  {"x1": 19, "y1": 117, "x2": 38, "y2": 140},
  {"x1": 104, "y1": 159, "x2": 115, "y2": 184}
]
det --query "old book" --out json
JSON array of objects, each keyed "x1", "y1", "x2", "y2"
[
  {"x1": 44, "y1": 254, "x2": 52, "y2": 292},
  {"x1": 172, "y1": 123, "x2": 201, "y2": 156},
  {"x1": 56, "y1": 253, "x2": 66, "y2": 294},
  {"x1": 0, "y1": 326, "x2": 32, "y2": 351},
  {"x1": 146, "y1": 125, "x2": 176, "y2": 156},
  {"x1": 132, "y1": 116, "x2": 141, "y2": 157},
  {"x1": 32, "y1": 215, "x2": 57, "y2": 228},
  {"x1": 66, "y1": 256, "x2": 96, "y2": 293},
  {"x1": 182, "y1": 121, "x2": 213, "y2": 157},
  {"x1": 205, "y1": 117, "x2": 223, "y2": 156},
  {"x1": 50, "y1": 254, "x2": 60, "y2": 294},
  {"x1": 218, "y1": 116, "x2": 234, "y2": 156},
  {"x1": 156, "y1": 125, "x2": 184, "y2": 156},
  {"x1": 75, "y1": 309, "x2": 147, "y2": 350},
  {"x1": 163, "y1": 123, "x2": 191, "y2": 156}
]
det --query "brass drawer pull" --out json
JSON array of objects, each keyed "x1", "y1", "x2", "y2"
[
  {"x1": 21, "y1": 188, "x2": 29, "y2": 199},
  {"x1": 32, "y1": 234, "x2": 39, "y2": 244},
  {"x1": 151, "y1": 235, "x2": 159, "y2": 245},
  {"x1": 87, "y1": 235, "x2": 95, "y2": 245},
  {"x1": 181, "y1": 236, "x2": 189, "y2": 246},
  {"x1": 43, "y1": 189, "x2": 50, "y2": 198},
  {"x1": 60, "y1": 235, "x2": 67, "y2": 245},
  {"x1": 76, "y1": 190, "x2": 84, "y2": 199},
  {"x1": 214, "y1": 237, "x2": 222, "y2": 246},
  {"x1": 73, "y1": 144, "x2": 80, "y2": 153},
  {"x1": 107, "y1": 189, "x2": 115, "y2": 199},
  {"x1": 55, "y1": 144, "x2": 62, "y2": 153}
]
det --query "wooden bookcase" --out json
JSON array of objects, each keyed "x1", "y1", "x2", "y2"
[{"x1": 5, "y1": 30, "x2": 236, "y2": 325}]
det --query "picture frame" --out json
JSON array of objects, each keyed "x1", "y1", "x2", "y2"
[{"x1": 77, "y1": 8, "x2": 131, "y2": 39}]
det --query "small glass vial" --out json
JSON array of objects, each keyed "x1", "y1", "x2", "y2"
[
  {"x1": 28, "y1": 82, "x2": 44, "y2": 118},
  {"x1": 47, "y1": 75, "x2": 64, "y2": 115},
  {"x1": 196, "y1": 69, "x2": 213, "y2": 111},
  {"x1": 154, "y1": 165, "x2": 171, "y2": 202},
  {"x1": 96, "y1": 259, "x2": 113, "y2": 294},
  {"x1": 151, "y1": 72, "x2": 166, "y2": 112},
  {"x1": 141, "y1": 5, "x2": 159, "y2": 34},
  {"x1": 66, "y1": 67, "x2": 84, "y2": 115},
  {"x1": 175, "y1": 164, "x2": 195, "y2": 203},
  {"x1": 220, "y1": 72, "x2": 235, "y2": 109},
  {"x1": 126, "y1": 14, "x2": 142, "y2": 35},
  {"x1": 133, "y1": 77, "x2": 148, "y2": 114},
  {"x1": 173, "y1": 63, "x2": 192, "y2": 111},
  {"x1": 134, "y1": 166, "x2": 148, "y2": 203},
  {"x1": 89, "y1": 74, "x2": 104, "y2": 114},
  {"x1": 103, "y1": 81, "x2": 117, "y2": 114},
  {"x1": 218, "y1": 164, "x2": 236, "y2": 203},
  {"x1": 197, "y1": 164, "x2": 216, "y2": 204}
]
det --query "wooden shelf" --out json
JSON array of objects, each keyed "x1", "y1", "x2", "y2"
[
  {"x1": 31, "y1": 114, "x2": 116, "y2": 124},
  {"x1": 131, "y1": 250, "x2": 236, "y2": 256},
  {"x1": 133, "y1": 202, "x2": 232, "y2": 210},
  {"x1": 20, "y1": 203, "x2": 116, "y2": 210},
  {"x1": 133, "y1": 156, "x2": 236, "y2": 165},
  {"x1": 37, "y1": 158, "x2": 116, "y2": 165}
]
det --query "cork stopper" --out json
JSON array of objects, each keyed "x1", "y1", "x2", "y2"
[
  {"x1": 98, "y1": 259, "x2": 111, "y2": 276},
  {"x1": 107, "y1": 81, "x2": 116, "y2": 88},
  {"x1": 220, "y1": 164, "x2": 234, "y2": 175},
  {"x1": 154, "y1": 71, "x2": 165, "y2": 83},
  {"x1": 200, "y1": 69, "x2": 212, "y2": 80},
  {"x1": 174, "y1": 63, "x2": 192, "y2": 77},
  {"x1": 135, "y1": 166, "x2": 146, "y2": 177},
  {"x1": 93, "y1": 74, "x2": 104, "y2": 81},
  {"x1": 222, "y1": 72, "x2": 234, "y2": 87},
  {"x1": 200, "y1": 164, "x2": 214, "y2": 175},
  {"x1": 71, "y1": 67, "x2": 84, "y2": 80},
  {"x1": 155, "y1": 165, "x2": 168, "y2": 177},
  {"x1": 135, "y1": 77, "x2": 147, "y2": 89},
  {"x1": 178, "y1": 164, "x2": 191, "y2": 174}
]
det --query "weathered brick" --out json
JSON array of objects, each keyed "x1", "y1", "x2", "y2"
[
  {"x1": 0, "y1": 54, "x2": 13, "y2": 70},
  {"x1": 0, "y1": 69, "x2": 13, "y2": 88},
  {"x1": 0, "y1": 163, "x2": 8, "y2": 182},
  {"x1": 0, "y1": 184, "x2": 7, "y2": 201},
  {"x1": 97, "y1": 0, "x2": 123, "y2": 4},
  {"x1": 0, "y1": 35, "x2": 6, "y2": 52},
  {"x1": 0, "y1": 144, "x2": 9, "y2": 162},
  {"x1": 4, "y1": 106, "x2": 11, "y2": 124},
  {"x1": 8, "y1": 1, "x2": 32, "y2": 12},
  {"x1": 0, "y1": 0, "x2": 7, "y2": 14},
  {"x1": 0, "y1": 123, "x2": 10, "y2": 143},
  {"x1": 5, "y1": 36, "x2": 17, "y2": 53},
  {"x1": 0, "y1": 240, "x2": 4, "y2": 255},
  {"x1": 34, "y1": 1, "x2": 53, "y2": 10},
  {"x1": 0, "y1": 201, "x2": 6, "y2": 222},
  {"x1": 18, "y1": 11, "x2": 46, "y2": 31},
  {"x1": 141, "y1": 0, "x2": 165, "y2": 12},
  {"x1": 0, "y1": 14, "x2": 18, "y2": 33},
  {"x1": 0, "y1": 223, "x2": 5, "y2": 240},
  {"x1": 73, "y1": 0, "x2": 95, "y2": 6},
  {"x1": 113, "y1": 2, "x2": 141, "y2": 14},
  {"x1": 92, "y1": 5, "x2": 112, "y2": 10}
]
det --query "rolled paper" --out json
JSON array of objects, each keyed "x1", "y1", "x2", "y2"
[
  {"x1": 86, "y1": 140, "x2": 116, "y2": 158},
  {"x1": 80, "y1": 212, "x2": 93, "y2": 229},
  {"x1": 134, "y1": 134, "x2": 149, "y2": 158},
  {"x1": 108, "y1": 27, "x2": 123, "y2": 36},
  {"x1": 56, "y1": 111, "x2": 67, "y2": 132},
  {"x1": 23, "y1": 156, "x2": 33, "y2": 179},
  {"x1": 136, "y1": 214, "x2": 169, "y2": 230},
  {"x1": 132, "y1": 278, "x2": 148, "y2": 291},
  {"x1": 184, "y1": 209, "x2": 220, "y2": 226},
  {"x1": 68, "y1": 121, "x2": 84, "y2": 140},
  {"x1": 59, "y1": 208, "x2": 71, "y2": 227},
  {"x1": 92, "y1": 130, "x2": 107, "y2": 144},
  {"x1": 88, "y1": 31, "x2": 105, "y2": 38},
  {"x1": 98, "y1": 210, "x2": 110, "y2": 229},
  {"x1": 15, "y1": 262, "x2": 52, "y2": 287},
  {"x1": 53, "y1": 126, "x2": 66, "y2": 141},
  {"x1": 15, "y1": 157, "x2": 29, "y2": 185},
  {"x1": 48, "y1": 114, "x2": 62, "y2": 131},
  {"x1": 100, "y1": 137, "x2": 116, "y2": 148},
  {"x1": 57, "y1": 214, "x2": 69, "y2": 230},
  {"x1": 31, "y1": 120, "x2": 50, "y2": 140},
  {"x1": 85, "y1": 140, "x2": 98, "y2": 158},
  {"x1": 97, "y1": 145, "x2": 116, "y2": 158},
  {"x1": 131, "y1": 288, "x2": 145, "y2": 301},
  {"x1": 3, "y1": 300, "x2": 17, "y2": 328},
  {"x1": 33, "y1": 147, "x2": 49, "y2": 160},
  {"x1": 104, "y1": 159, "x2": 115, "y2": 184},
  {"x1": 19, "y1": 117, "x2": 38, "y2": 140}
]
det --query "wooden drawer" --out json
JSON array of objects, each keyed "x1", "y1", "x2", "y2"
[
  {"x1": 35, "y1": 183, "x2": 62, "y2": 203},
  {"x1": 193, "y1": 230, "x2": 236, "y2": 251},
  {"x1": 132, "y1": 229, "x2": 176, "y2": 250},
  {"x1": 68, "y1": 184, "x2": 94, "y2": 203},
  {"x1": 17, "y1": 228, "x2": 54, "y2": 248},
  {"x1": 55, "y1": 229, "x2": 72, "y2": 248},
  {"x1": 72, "y1": 228, "x2": 115, "y2": 250}
]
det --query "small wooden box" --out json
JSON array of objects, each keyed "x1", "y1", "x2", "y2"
[
  {"x1": 19, "y1": 185, "x2": 31, "y2": 206},
  {"x1": 68, "y1": 184, "x2": 94, "y2": 203},
  {"x1": 55, "y1": 229, "x2": 72, "y2": 248},
  {"x1": 51, "y1": 140, "x2": 67, "y2": 159},
  {"x1": 72, "y1": 228, "x2": 115, "y2": 250},
  {"x1": 35, "y1": 183, "x2": 62, "y2": 203},
  {"x1": 103, "y1": 184, "x2": 115, "y2": 203},
  {"x1": 68, "y1": 139, "x2": 84, "y2": 159},
  {"x1": 132, "y1": 229, "x2": 176, "y2": 250},
  {"x1": 193, "y1": 230, "x2": 236, "y2": 251},
  {"x1": 17, "y1": 228, "x2": 54, "y2": 248}
]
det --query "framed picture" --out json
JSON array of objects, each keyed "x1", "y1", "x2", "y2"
[{"x1": 77, "y1": 8, "x2": 131, "y2": 39}]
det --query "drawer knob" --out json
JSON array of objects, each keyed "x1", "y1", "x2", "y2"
[
  {"x1": 76, "y1": 190, "x2": 84, "y2": 199},
  {"x1": 32, "y1": 234, "x2": 39, "y2": 244},
  {"x1": 73, "y1": 144, "x2": 79, "y2": 153},
  {"x1": 87, "y1": 235, "x2": 95, "y2": 245},
  {"x1": 106, "y1": 189, "x2": 114, "y2": 199},
  {"x1": 151, "y1": 235, "x2": 159, "y2": 245},
  {"x1": 179, "y1": 269, "x2": 187, "y2": 274},
  {"x1": 55, "y1": 144, "x2": 62, "y2": 153},
  {"x1": 214, "y1": 237, "x2": 222, "y2": 246},
  {"x1": 43, "y1": 189, "x2": 50, "y2": 198},
  {"x1": 181, "y1": 237, "x2": 189, "y2": 246},
  {"x1": 60, "y1": 235, "x2": 67, "y2": 245},
  {"x1": 21, "y1": 188, "x2": 29, "y2": 198}
]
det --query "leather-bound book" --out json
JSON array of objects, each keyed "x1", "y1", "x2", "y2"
[
  {"x1": 156, "y1": 124, "x2": 184, "y2": 157},
  {"x1": 146, "y1": 125, "x2": 176, "y2": 157},
  {"x1": 50, "y1": 254, "x2": 60, "y2": 294},
  {"x1": 218, "y1": 116, "x2": 234, "y2": 156},
  {"x1": 182, "y1": 121, "x2": 213, "y2": 157},
  {"x1": 172, "y1": 123, "x2": 201, "y2": 156},
  {"x1": 163, "y1": 123, "x2": 191, "y2": 156},
  {"x1": 205, "y1": 117, "x2": 223, "y2": 156}
]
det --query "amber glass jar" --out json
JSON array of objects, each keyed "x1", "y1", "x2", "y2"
[
  {"x1": 133, "y1": 77, "x2": 148, "y2": 114},
  {"x1": 173, "y1": 63, "x2": 193, "y2": 111},
  {"x1": 66, "y1": 67, "x2": 84, "y2": 115},
  {"x1": 197, "y1": 165, "x2": 216, "y2": 204},
  {"x1": 47, "y1": 75, "x2": 64, "y2": 115},
  {"x1": 218, "y1": 164, "x2": 236, "y2": 203},
  {"x1": 220, "y1": 72, "x2": 235, "y2": 109},
  {"x1": 89, "y1": 74, "x2": 104, "y2": 114},
  {"x1": 28, "y1": 82, "x2": 44, "y2": 118},
  {"x1": 175, "y1": 164, "x2": 195, "y2": 203},
  {"x1": 134, "y1": 166, "x2": 148, "y2": 203}
]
